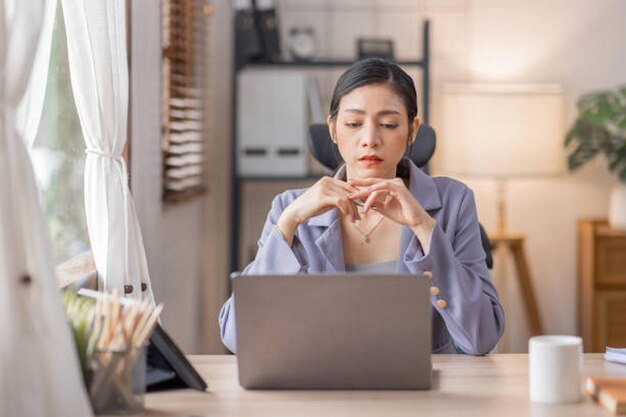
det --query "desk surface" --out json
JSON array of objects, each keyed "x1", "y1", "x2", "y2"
[{"x1": 134, "y1": 354, "x2": 625, "y2": 417}]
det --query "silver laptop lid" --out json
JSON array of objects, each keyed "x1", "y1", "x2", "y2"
[{"x1": 234, "y1": 274, "x2": 432, "y2": 390}]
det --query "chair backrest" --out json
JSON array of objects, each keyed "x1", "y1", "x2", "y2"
[{"x1": 307, "y1": 123, "x2": 493, "y2": 270}]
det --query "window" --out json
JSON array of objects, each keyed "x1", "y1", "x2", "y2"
[
  {"x1": 161, "y1": 0, "x2": 210, "y2": 202},
  {"x1": 30, "y1": 3, "x2": 89, "y2": 265}
]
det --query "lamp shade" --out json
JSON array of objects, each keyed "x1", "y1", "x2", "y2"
[{"x1": 439, "y1": 84, "x2": 564, "y2": 178}]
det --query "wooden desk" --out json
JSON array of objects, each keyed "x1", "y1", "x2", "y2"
[{"x1": 129, "y1": 354, "x2": 626, "y2": 417}]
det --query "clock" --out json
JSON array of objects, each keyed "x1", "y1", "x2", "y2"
[{"x1": 288, "y1": 27, "x2": 316, "y2": 61}]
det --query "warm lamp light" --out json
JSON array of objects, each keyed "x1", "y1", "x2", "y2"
[
  {"x1": 440, "y1": 84, "x2": 564, "y2": 233},
  {"x1": 439, "y1": 84, "x2": 564, "y2": 337}
]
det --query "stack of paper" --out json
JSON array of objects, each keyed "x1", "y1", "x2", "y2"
[
  {"x1": 586, "y1": 376, "x2": 626, "y2": 415},
  {"x1": 606, "y1": 347, "x2": 626, "y2": 365}
]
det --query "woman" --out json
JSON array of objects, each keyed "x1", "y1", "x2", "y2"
[{"x1": 220, "y1": 58, "x2": 504, "y2": 355}]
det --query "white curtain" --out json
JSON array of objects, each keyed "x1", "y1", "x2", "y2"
[
  {"x1": 15, "y1": 0, "x2": 56, "y2": 147},
  {"x1": 0, "y1": 0, "x2": 93, "y2": 415},
  {"x1": 61, "y1": 0, "x2": 154, "y2": 302}
]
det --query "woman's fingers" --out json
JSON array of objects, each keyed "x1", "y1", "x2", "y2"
[
  {"x1": 321, "y1": 177, "x2": 360, "y2": 196},
  {"x1": 365, "y1": 178, "x2": 402, "y2": 192},
  {"x1": 366, "y1": 180, "x2": 416, "y2": 204},
  {"x1": 362, "y1": 190, "x2": 387, "y2": 214},
  {"x1": 319, "y1": 191, "x2": 360, "y2": 222},
  {"x1": 323, "y1": 179, "x2": 362, "y2": 221},
  {"x1": 347, "y1": 179, "x2": 396, "y2": 201},
  {"x1": 292, "y1": 177, "x2": 363, "y2": 224},
  {"x1": 334, "y1": 196, "x2": 359, "y2": 222}
]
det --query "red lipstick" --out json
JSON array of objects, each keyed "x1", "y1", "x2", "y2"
[{"x1": 359, "y1": 155, "x2": 383, "y2": 165}]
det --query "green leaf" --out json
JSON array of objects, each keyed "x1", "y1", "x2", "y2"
[
  {"x1": 61, "y1": 289, "x2": 96, "y2": 376},
  {"x1": 567, "y1": 142, "x2": 598, "y2": 171},
  {"x1": 575, "y1": 88, "x2": 626, "y2": 137},
  {"x1": 565, "y1": 86, "x2": 626, "y2": 181},
  {"x1": 607, "y1": 145, "x2": 625, "y2": 170},
  {"x1": 620, "y1": 165, "x2": 626, "y2": 183}
]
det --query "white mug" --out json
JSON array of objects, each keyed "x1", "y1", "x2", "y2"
[{"x1": 528, "y1": 335, "x2": 583, "y2": 404}]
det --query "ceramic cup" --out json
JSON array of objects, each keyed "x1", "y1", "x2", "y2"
[{"x1": 528, "y1": 335, "x2": 583, "y2": 404}]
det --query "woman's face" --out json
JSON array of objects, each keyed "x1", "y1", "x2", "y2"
[{"x1": 328, "y1": 83, "x2": 419, "y2": 180}]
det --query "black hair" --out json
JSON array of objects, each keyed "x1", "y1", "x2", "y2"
[{"x1": 329, "y1": 58, "x2": 418, "y2": 125}]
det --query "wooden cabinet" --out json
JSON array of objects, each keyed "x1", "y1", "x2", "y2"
[{"x1": 578, "y1": 219, "x2": 626, "y2": 352}]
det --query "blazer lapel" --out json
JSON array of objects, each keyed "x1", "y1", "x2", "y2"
[{"x1": 309, "y1": 209, "x2": 345, "y2": 272}]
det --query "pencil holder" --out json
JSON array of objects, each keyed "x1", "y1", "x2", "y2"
[{"x1": 88, "y1": 345, "x2": 146, "y2": 414}]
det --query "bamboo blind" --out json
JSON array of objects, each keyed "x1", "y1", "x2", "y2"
[{"x1": 161, "y1": 0, "x2": 211, "y2": 202}]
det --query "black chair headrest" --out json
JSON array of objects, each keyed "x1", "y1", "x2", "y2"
[{"x1": 308, "y1": 123, "x2": 436, "y2": 171}]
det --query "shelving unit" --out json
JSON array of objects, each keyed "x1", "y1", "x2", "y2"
[{"x1": 230, "y1": 20, "x2": 431, "y2": 272}]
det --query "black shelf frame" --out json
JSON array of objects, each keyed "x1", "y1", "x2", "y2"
[
  {"x1": 229, "y1": 20, "x2": 431, "y2": 273},
  {"x1": 245, "y1": 59, "x2": 425, "y2": 67}
]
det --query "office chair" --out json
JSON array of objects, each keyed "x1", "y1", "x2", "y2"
[{"x1": 308, "y1": 123, "x2": 494, "y2": 269}]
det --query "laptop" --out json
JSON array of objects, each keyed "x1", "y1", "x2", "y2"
[{"x1": 233, "y1": 273, "x2": 432, "y2": 390}]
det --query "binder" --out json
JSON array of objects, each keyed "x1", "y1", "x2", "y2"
[
  {"x1": 237, "y1": 69, "x2": 309, "y2": 177},
  {"x1": 237, "y1": 69, "x2": 274, "y2": 176},
  {"x1": 256, "y1": 7, "x2": 281, "y2": 61},
  {"x1": 234, "y1": 0, "x2": 281, "y2": 69},
  {"x1": 234, "y1": 10, "x2": 263, "y2": 70}
]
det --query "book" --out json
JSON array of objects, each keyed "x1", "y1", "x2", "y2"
[
  {"x1": 585, "y1": 376, "x2": 626, "y2": 415},
  {"x1": 606, "y1": 347, "x2": 626, "y2": 365}
]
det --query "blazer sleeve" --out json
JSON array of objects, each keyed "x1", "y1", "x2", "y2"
[
  {"x1": 219, "y1": 192, "x2": 306, "y2": 353},
  {"x1": 403, "y1": 188, "x2": 505, "y2": 355}
]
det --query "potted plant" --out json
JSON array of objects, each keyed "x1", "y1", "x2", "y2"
[{"x1": 565, "y1": 85, "x2": 626, "y2": 229}]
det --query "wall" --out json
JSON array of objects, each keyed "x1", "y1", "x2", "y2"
[
  {"x1": 443, "y1": 0, "x2": 621, "y2": 351},
  {"x1": 129, "y1": 0, "x2": 623, "y2": 353},
  {"x1": 129, "y1": 0, "x2": 236, "y2": 354},
  {"x1": 130, "y1": 0, "x2": 204, "y2": 353},
  {"x1": 240, "y1": 0, "x2": 622, "y2": 352},
  {"x1": 201, "y1": 0, "x2": 234, "y2": 354}
]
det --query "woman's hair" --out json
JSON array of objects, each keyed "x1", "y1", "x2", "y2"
[{"x1": 329, "y1": 58, "x2": 418, "y2": 124}]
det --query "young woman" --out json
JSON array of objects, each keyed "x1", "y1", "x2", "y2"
[{"x1": 220, "y1": 58, "x2": 504, "y2": 355}]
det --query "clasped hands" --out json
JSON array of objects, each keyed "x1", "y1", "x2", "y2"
[{"x1": 276, "y1": 176, "x2": 436, "y2": 246}]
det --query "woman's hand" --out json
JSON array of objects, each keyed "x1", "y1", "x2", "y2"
[
  {"x1": 347, "y1": 178, "x2": 436, "y2": 251},
  {"x1": 276, "y1": 177, "x2": 360, "y2": 245}
]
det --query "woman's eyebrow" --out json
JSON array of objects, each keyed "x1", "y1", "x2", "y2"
[
  {"x1": 377, "y1": 110, "x2": 401, "y2": 116},
  {"x1": 342, "y1": 109, "x2": 402, "y2": 116},
  {"x1": 343, "y1": 108, "x2": 366, "y2": 114}
]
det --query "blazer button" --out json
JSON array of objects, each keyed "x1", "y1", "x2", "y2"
[
  {"x1": 423, "y1": 271, "x2": 433, "y2": 280},
  {"x1": 436, "y1": 299, "x2": 447, "y2": 309},
  {"x1": 430, "y1": 286, "x2": 440, "y2": 296}
]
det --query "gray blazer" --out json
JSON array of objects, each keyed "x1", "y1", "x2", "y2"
[{"x1": 219, "y1": 159, "x2": 505, "y2": 355}]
